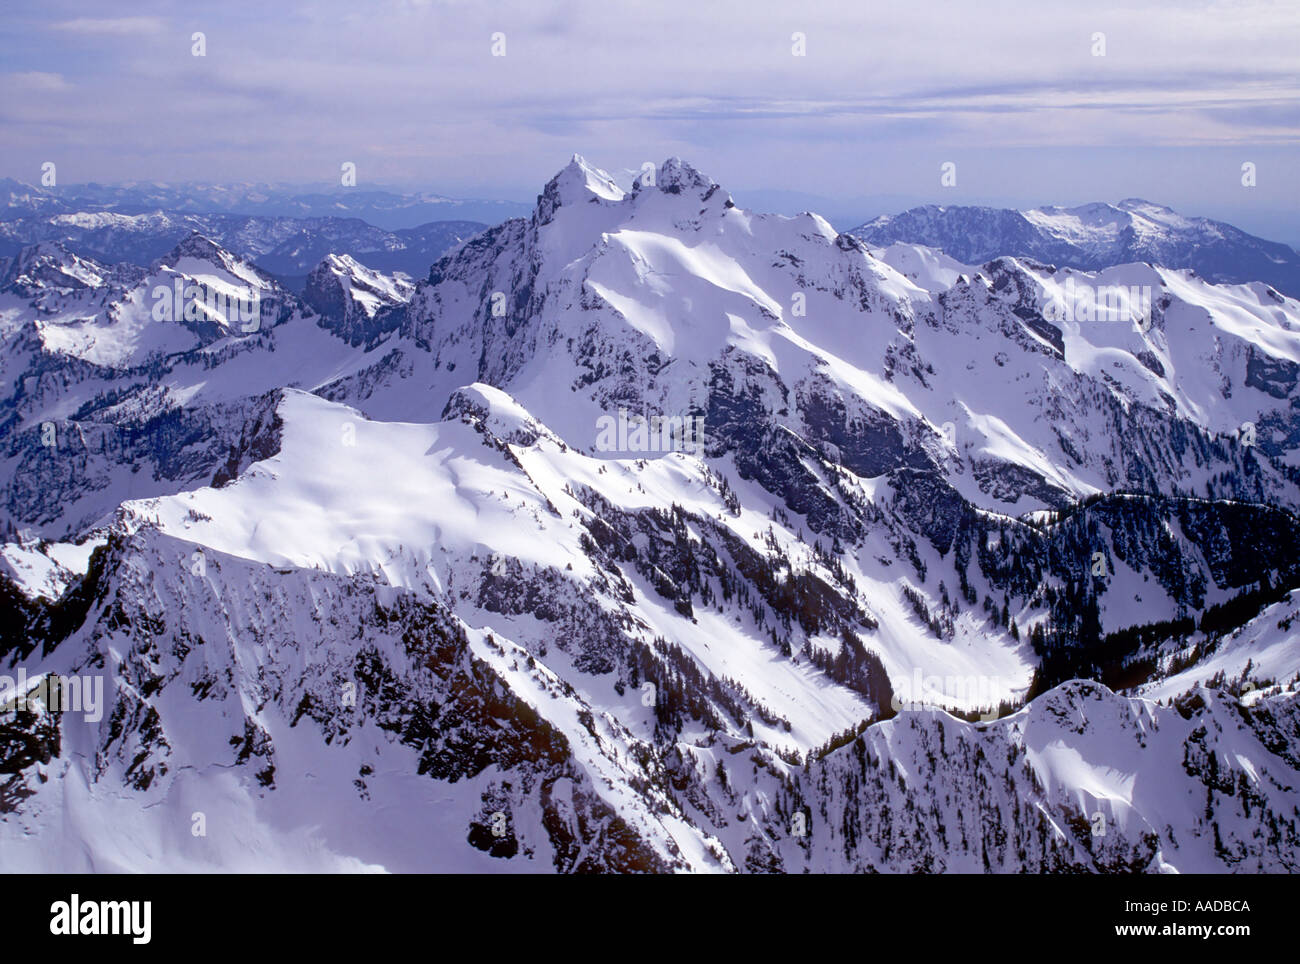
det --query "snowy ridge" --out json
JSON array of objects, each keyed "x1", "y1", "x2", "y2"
[
  {"x1": 853, "y1": 199, "x2": 1300, "y2": 298},
  {"x1": 792, "y1": 680, "x2": 1300, "y2": 872}
]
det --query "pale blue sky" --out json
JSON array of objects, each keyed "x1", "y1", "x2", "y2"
[{"x1": 2, "y1": 0, "x2": 1297, "y2": 240}]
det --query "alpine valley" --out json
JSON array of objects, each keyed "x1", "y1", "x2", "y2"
[{"x1": 1, "y1": 156, "x2": 1298, "y2": 873}]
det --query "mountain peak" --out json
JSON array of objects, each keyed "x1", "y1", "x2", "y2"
[
  {"x1": 15, "y1": 239, "x2": 77, "y2": 263},
  {"x1": 535, "y1": 155, "x2": 733, "y2": 226},
  {"x1": 304, "y1": 251, "x2": 414, "y2": 342},
  {"x1": 315, "y1": 251, "x2": 365, "y2": 274},
  {"x1": 535, "y1": 155, "x2": 625, "y2": 224},
  {"x1": 656, "y1": 156, "x2": 717, "y2": 196},
  {"x1": 163, "y1": 230, "x2": 234, "y2": 264},
  {"x1": 1112, "y1": 198, "x2": 1198, "y2": 230},
  {"x1": 1116, "y1": 198, "x2": 1170, "y2": 212},
  {"x1": 1, "y1": 240, "x2": 107, "y2": 293},
  {"x1": 154, "y1": 231, "x2": 281, "y2": 299}
]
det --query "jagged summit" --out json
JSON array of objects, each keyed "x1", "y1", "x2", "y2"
[
  {"x1": 535, "y1": 154, "x2": 626, "y2": 224},
  {"x1": 536, "y1": 154, "x2": 734, "y2": 226},
  {"x1": 156, "y1": 231, "x2": 279, "y2": 292},
  {"x1": 653, "y1": 156, "x2": 723, "y2": 198},
  {"x1": 160, "y1": 230, "x2": 237, "y2": 265},
  {"x1": 1, "y1": 240, "x2": 108, "y2": 293},
  {"x1": 310, "y1": 251, "x2": 397, "y2": 279},
  {"x1": 303, "y1": 251, "x2": 414, "y2": 343}
]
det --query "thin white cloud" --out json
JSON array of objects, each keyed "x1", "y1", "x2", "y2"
[
  {"x1": 3, "y1": 0, "x2": 1294, "y2": 235},
  {"x1": 50, "y1": 17, "x2": 165, "y2": 35},
  {"x1": 5, "y1": 71, "x2": 71, "y2": 91}
]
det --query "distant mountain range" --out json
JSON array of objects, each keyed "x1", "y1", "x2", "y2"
[
  {"x1": 0, "y1": 211, "x2": 486, "y2": 287},
  {"x1": 852, "y1": 199, "x2": 1300, "y2": 297},
  {"x1": 0, "y1": 177, "x2": 530, "y2": 230}
]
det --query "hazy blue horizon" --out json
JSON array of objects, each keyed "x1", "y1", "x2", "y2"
[{"x1": 3, "y1": 1, "x2": 1297, "y2": 242}]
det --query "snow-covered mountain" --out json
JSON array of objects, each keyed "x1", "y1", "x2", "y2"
[
  {"x1": 853, "y1": 200, "x2": 1300, "y2": 298},
  {"x1": 0, "y1": 211, "x2": 485, "y2": 285},
  {"x1": 1, "y1": 156, "x2": 1297, "y2": 873},
  {"x1": 302, "y1": 254, "x2": 416, "y2": 346}
]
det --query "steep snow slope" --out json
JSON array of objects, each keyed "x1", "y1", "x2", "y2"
[
  {"x1": 0, "y1": 530, "x2": 701, "y2": 872},
  {"x1": 787, "y1": 680, "x2": 1300, "y2": 873},
  {"x1": 1137, "y1": 592, "x2": 1300, "y2": 705},
  {"x1": 117, "y1": 388, "x2": 891, "y2": 750}
]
